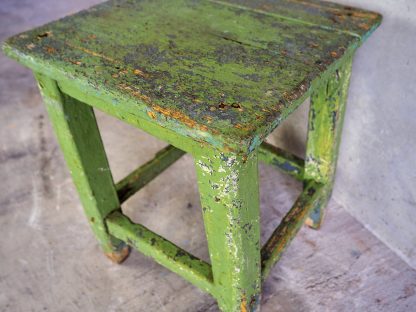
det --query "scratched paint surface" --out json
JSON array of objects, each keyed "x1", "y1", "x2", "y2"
[
  {"x1": 194, "y1": 150, "x2": 261, "y2": 311},
  {"x1": 220, "y1": 0, "x2": 382, "y2": 40},
  {"x1": 2, "y1": 0, "x2": 381, "y2": 154}
]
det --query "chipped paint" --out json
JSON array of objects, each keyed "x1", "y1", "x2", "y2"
[
  {"x1": 106, "y1": 211, "x2": 215, "y2": 295},
  {"x1": 65, "y1": 41, "x2": 117, "y2": 63},
  {"x1": 240, "y1": 295, "x2": 248, "y2": 312},
  {"x1": 195, "y1": 149, "x2": 261, "y2": 311},
  {"x1": 1, "y1": 1, "x2": 381, "y2": 311},
  {"x1": 303, "y1": 56, "x2": 353, "y2": 229},
  {"x1": 33, "y1": 73, "x2": 128, "y2": 256},
  {"x1": 2, "y1": 0, "x2": 381, "y2": 156}
]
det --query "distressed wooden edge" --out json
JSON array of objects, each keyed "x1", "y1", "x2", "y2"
[
  {"x1": 246, "y1": 41, "x2": 359, "y2": 154},
  {"x1": 105, "y1": 211, "x2": 215, "y2": 296},
  {"x1": 210, "y1": 0, "x2": 382, "y2": 41},
  {"x1": 258, "y1": 142, "x2": 305, "y2": 180},
  {"x1": 116, "y1": 145, "x2": 185, "y2": 203},
  {"x1": 2, "y1": 34, "x2": 359, "y2": 157},
  {"x1": 261, "y1": 180, "x2": 325, "y2": 281},
  {"x1": 304, "y1": 56, "x2": 353, "y2": 184},
  {"x1": 34, "y1": 72, "x2": 129, "y2": 254},
  {"x1": 194, "y1": 149, "x2": 261, "y2": 311},
  {"x1": 1, "y1": 42, "x2": 225, "y2": 152}
]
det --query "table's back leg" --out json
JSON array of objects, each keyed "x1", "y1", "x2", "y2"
[
  {"x1": 194, "y1": 149, "x2": 261, "y2": 312},
  {"x1": 304, "y1": 57, "x2": 353, "y2": 229},
  {"x1": 34, "y1": 73, "x2": 129, "y2": 263}
]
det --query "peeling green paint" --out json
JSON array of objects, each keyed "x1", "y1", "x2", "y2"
[
  {"x1": 34, "y1": 73, "x2": 128, "y2": 259},
  {"x1": 304, "y1": 56, "x2": 353, "y2": 229},
  {"x1": 2, "y1": 0, "x2": 381, "y2": 155},
  {"x1": 195, "y1": 149, "x2": 261, "y2": 312},
  {"x1": 2, "y1": 0, "x2": 381, "y2": 311},
  {"x1": 106, "y1": 211, "x2": 215, "y2": 294}
]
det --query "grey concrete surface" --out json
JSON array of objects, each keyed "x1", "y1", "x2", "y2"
[{"x1": 1, "y1": 0, "x2": 416, "y2": 311}]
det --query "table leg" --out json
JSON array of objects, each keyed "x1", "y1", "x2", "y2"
[
  {"x1": 35, "y1": 73, "x2": 130, "y2": 263},
  {"x1": 195, "y1": 149, "x2": 261, "y2": 312},
  {"x1": 304, "y1": 57, "x2": 353, "y2": 229}
]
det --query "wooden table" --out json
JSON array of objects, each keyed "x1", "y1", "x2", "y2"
[{"x1": 3, "y1": 0, "x2": 381, "y2": 311}]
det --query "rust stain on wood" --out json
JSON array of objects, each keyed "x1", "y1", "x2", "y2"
[{"x1": 65, "y1": 41, "x2": 117, "y2": 63}]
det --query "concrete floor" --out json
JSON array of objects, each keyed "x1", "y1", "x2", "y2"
[{"x1": 1, "y1": 1, "x2": 416, "y2": 311}]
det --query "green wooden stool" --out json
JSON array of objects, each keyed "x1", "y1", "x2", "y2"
[{"x1": 3, "y1": 0, "x2": 381, "y2": 311}]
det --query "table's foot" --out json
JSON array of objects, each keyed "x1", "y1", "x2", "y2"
[{"x1": 105, "y1": 245, "x2": 131, "y2": 264}]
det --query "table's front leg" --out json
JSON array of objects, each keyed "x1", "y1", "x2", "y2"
[
  {"x1": 304, "y1": 57, "x2": 353, "y2": 229},
  {"x1": 34, "y1": 73, "x2": 130, "y2": 263},
  {"x1": 194, "y1": 149, "x2": 261, "y2": 312}
]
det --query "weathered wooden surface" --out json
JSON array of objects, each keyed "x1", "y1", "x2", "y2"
[
  {"x1": 106, "y1": 211, "x2": 214, "y2": 295},
  {"x1": 34, "y1": 72, "x2": 129, "y2": 260},
  {"x1": 195, "y1": 150, "x2": 261, "y2": 311},
  {"x1": 305, "y1": 56, "x2": 352, "y2": 185},
  {"x1": 2, "y1": 108, "x2": 416, "y2": 312},
  {"x1": 0, "y1": 0, "x2": 387, "y2": 311},
  {"x1": 304, "y1": 56, "x2": 352, "y2": 229},
  {"x1": 1, "y1": 0, "x2": 414, "y2": 311},
  {"x1": 219, "y1": 0, "x2": 382, "y2": 40},
  {"x1": 2, "y1": 0, "x2": 381, "y2": 154}
]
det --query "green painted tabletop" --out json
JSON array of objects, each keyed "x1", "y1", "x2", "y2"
[{"x1": 3, "y1": 0, "x2": 381, "y2": 154}]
